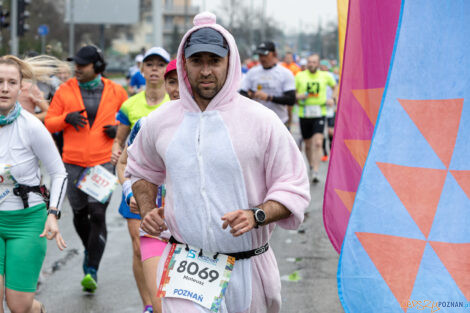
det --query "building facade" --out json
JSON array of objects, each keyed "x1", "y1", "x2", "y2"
[{"x1": 112, "y1": 0, "x2": 198, "y2": 55}]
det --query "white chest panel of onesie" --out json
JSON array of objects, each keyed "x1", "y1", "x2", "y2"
[{"x1": 165, "y1": 111, "x2": 252, "y2": 312}]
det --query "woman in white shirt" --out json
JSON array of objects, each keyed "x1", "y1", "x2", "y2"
[{"x1": 0, "y1": 55, "x2": 67, "y2": 313}]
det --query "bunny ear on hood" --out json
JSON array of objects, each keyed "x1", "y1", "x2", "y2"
[{"x1": 176, "y1": 12, "x2": 242, "y2": 112}]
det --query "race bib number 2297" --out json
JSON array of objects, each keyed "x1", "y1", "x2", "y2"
[
  {"x1": 157, "y1": 243, "x2": 235, "y2": 312},
  {"x1": 76, "y1": 165, "x2": 118, "y2": 203}
]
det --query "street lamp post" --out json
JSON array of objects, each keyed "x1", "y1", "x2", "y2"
[
  {"x1": 152, "y1": 0, "x2": 162, "y2": 46},
  {"x1": 261, "y1": 0, "x2": 267, "y2": 40},
  {"x1": 10, "y1": 0, "x2": 17, "y2": 55},
  {"x1": 68, "y1": 0, "x2": 75, "y2": 56}
]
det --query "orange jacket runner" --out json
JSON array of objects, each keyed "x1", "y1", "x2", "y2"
[
  {"x1": 281, "y1": 62, "x2": 301, "y2": 76},
  {"x1": 45, "y1": 77, "x2": 128, "y2": 167}
]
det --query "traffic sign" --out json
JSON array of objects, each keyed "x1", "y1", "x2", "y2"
[{"x1": 37, "y1": 24, "x2": 49, "y2": 36}]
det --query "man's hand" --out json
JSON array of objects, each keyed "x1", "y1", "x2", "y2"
[
  {"x1": 326, "y1": 99, "x2": 335, "y2": 107},
  {"x1": 141, "y1": 207, "x2": 167, "y2": 236},
  {"x1": 112, "y1": 124, "x2": 131, "y2": 165},
  {"x1": 221, "y1": 209, "x2": 256, "y2": 237},
  {"x1": 253, "y1": 90, "x2": 269, "y2": 101},
  {"x1": 65, "y1": 109, "x2": 87, "y2": 131},
  {"x1": 129, "y1": 196, "x2": 139, "y2": 214},
  {"x1": 111, "y1": 147, "x2": 122, "y2": 166}
]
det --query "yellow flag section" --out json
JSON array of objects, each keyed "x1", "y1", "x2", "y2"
[{"x1": 337, "y1": 0, "x2": 348, "y2": 77}]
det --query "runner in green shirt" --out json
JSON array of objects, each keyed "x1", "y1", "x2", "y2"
[{"x1": 295, "y1": 54, "x2": 337, "y2": 183}]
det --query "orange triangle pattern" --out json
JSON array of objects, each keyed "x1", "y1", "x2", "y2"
[
  {"x1": 398, "y1": 99, "x2": 463, "y2": 168},
  {"x1": 376, "y1": 162, "x2": 447, "y2": 238},
  {"x1": 351, "y1": 88, "x2": 384, "y2": 126},
  {"x1": 334, "y1": 189, "x2": 356, "y2": 213},
  {"x1": 356, "y1": 232, "x2": 426, "y2": 311},
  {"x1": 344, "y1": 139, "x2": 371, "y2": 169},
  {"x1": 450, "y1": 170, "x2": 470, "y2": 200},
  {"x1": 429, "y1": 241, "x2": 470, "y2": 301}
]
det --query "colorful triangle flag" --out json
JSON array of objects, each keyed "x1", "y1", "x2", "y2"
[
  {"x1": 338, "y1": 1, "x2": 470, "y2": 312},
  {"x1": 429, "y1": 241, "x2": 470, "y2": 300},
  {"x1": 376, "y1": 162, "x2": 447, "y2": 238},
  {"x1": 399, "y1": 99, "x2": 463, "y2": 168},
  {"x1": 449, "y1": 170, "x2": 470, "y2": 200},
  {"x1": 323, "y1": 0, "x2": 402, "y2": 253},
  {"x1": 335, "y1": 189, "x2": 356, "y2": 213},
  {"x1": 351, "y1": 88, "x2": 384, "y2": 127},
  {"x1": 356, "y1": 232, "x2": 426, "y2": 308},
  {"x1": 344, "y1": 139, "x2": 371, "y2": 170}
]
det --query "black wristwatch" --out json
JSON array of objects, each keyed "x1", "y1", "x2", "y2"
[
  {"x1": 48, "y1": 209, "x2": 61, "y2": 220},
  {"x1": 250, "y1": 207, "x2": 266, "y2": 228}
]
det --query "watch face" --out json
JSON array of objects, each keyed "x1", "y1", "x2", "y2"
[{"x1": 255, "y1": 209, "x2": 266, "y2": 223}]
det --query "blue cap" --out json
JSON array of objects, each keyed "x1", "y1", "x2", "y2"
[{"x1": 184, "y1": 27, "x2": 228, "y2": 58}]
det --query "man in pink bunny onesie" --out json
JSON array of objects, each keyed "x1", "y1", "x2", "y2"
[{"x1": 126, "y1": 12, "x2": 310, "y2": 313}]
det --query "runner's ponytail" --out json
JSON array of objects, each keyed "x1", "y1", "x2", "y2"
[{"x1": 0, "y1": 54, "x2": 69, "y2": 84}]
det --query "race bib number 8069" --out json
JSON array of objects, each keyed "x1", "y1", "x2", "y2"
[{"x1": 158, "y1": 243, "x2": 235, "y2": 312}]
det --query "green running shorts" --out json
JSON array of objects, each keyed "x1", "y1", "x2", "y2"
[{"x1": 0, "y1": 203, "x2": 47, "y2": 292}]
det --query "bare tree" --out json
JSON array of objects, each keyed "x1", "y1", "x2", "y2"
[{"x1": 215, "y1": 0, "x2": 284, "y2": 60}]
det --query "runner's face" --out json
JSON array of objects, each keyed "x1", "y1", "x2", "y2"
[
  {"x1": 284, "y1": 54, "x2": 293, "y2": 64},
  {"x1": 307, "y1": 56, "x2": 319, "y2": 73},
  {"x1": 0, "y1": 64, "x2": 21, "y2": 115},
  {"x1": 259, "y1": 52, "x2": 276, "y2": 68},
  {"x1": 165, "y1": 70, "x2": 179, "y2": 100},
  {"x1": 185, "y1": 52, "x2": 228, "y2": 101},
  {"x1": 75, "y1": 63, "x2": 97, "y2": 83},
  {"x1": 142, "y1": 55, "x2": 167, "y2": 84},
  {"x1": 57, "y1": 66, "x2": 71, "y2": 83}
]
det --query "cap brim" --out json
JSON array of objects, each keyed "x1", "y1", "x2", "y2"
[
  {"x1": 66, "y1": 56, "x2": 91, "y2": 65},
  {"x1": 143, "y1": 53, "x2": 170, "y2": 63},
  {"x1": 164, "y1": 69, "x2": 177, "y2": 79},
  {"x1": 255, "y1": 49, "x2": 270, "y2": 56},
  {"x1": 185, "y1": 44, "x2": 228, "y2": 58}
]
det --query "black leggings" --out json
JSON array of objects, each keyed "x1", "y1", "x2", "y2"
[
  {"x1": 64, "y1": 162, "x2": 114, "y2": 270},
  {"x1": 323, "y1": 134, "x2": 333, "y2": 156},
  {"x1": 73, "y1": 202, "x2": 108, "y2": 269}
]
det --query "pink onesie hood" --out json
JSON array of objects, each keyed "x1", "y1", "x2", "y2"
[{"x1": 176, "y1": 12, "x2": 242, "y2": 112}]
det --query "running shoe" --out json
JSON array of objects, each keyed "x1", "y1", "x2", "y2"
[
  {"x1": 143, "y1": 305, "x2": 153, "y2": 313},
  {"x1": 81, "y1": 267, "x2": 98, "y2": 293},
  {"x1": 321, "y1": 155, "x2": 329, "y2": 162},
  {"x1": 312, "y1": 172, "x2": 320, "y2": 184}
]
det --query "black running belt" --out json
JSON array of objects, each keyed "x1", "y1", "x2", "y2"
[
  {"x1": 169, "y1": 236, "x2": 269, "y2": 260},
  {"x1": 13, "y1": 184, "x2": 48, "y2": 209}
]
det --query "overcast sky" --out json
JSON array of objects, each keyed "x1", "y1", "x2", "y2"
[{"x1": 192, "y1": 0, "x2": 338, "y2": 33}]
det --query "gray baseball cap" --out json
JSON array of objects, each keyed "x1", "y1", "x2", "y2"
[{"x1": 184, "y1": 27, "x2": 229, "y2": 58}]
